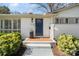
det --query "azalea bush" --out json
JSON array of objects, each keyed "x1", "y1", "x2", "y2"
[
  {"x1": 57, "y1": 33, "x2": 79, "y2": 55},
  {"x1": 0, "y1": 32, "x2": 21, "y2": 56}
]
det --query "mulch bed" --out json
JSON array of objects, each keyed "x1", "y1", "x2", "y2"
[
  {"x1": 52, "y1": 45, "x2": 69, "y2": 56},
  {"x1": 11, "y1": 44, "x2": 27, "y2": 56},
  {"x1": 52, "y1": 44, "x2": 79, "y2": 56}
]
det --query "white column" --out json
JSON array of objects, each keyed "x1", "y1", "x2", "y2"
[
  {"x1": 50, "y1": 15, "x2": 56, "y2": 43},
  {"x1": 11, "y1": 19, "x2": 13, "y2": 32},
  {"x1": 50, "y1": 24, "x2": 55, "y2": 41}
]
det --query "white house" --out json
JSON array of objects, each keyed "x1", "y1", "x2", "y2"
[
  {"x1": 0, "y1": 14, "x2": 54, "y2": 39},
  {"x1": 0, "y1": 4, "x2": 79, "y2": 40},
  {"x1": 51, "y1": 4, "x2": 79, "y2": 39}
]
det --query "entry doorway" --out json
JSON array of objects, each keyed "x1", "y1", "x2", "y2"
[{"x1": 35, "y1": 18, "x2": 43, "y2": 36}]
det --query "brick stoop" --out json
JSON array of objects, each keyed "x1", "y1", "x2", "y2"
[
  {"x1": 23, "y1": 38, "x2": 56, "y2": 48},
  {"x1": 22, "y1": 38, "x2": 54, "y2": 56}
]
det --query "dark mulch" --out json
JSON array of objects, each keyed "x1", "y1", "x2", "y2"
[
  {"x1": 52, "y1": 45, "x2": 79, "y2": 56},
  {"x1": 74, "y1": 51, "x2": 79, "y2": 56},
  {"x1": 52, "y1": 45, "x2": 69, "y2": 56},
  {"x1": 11, "y1": 44, "x2": 27, "y2": 56}
]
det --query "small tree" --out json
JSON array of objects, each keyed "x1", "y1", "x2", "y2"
[
  {"x1": 32, "y1": 3, "x2": 68, "y2": 13},
  {"x1": 0, "y1": 6, "x2": 10, "y2": 14}
]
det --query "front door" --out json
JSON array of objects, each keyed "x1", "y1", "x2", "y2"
[{"x1": 35, "y1": 18, "x2": 43, "y2": 36}]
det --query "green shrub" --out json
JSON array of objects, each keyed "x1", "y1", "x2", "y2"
[
  {"x1": 57, "y1": 33, "x2": 79, "y2": 55},
  {"x1": 0, "y1": 32, "x2": 21, "y2": 56},
  {"x1": 74, "y1": 39, "x2": 79, "y2": 50},
  {"x1": 0, "y1": 32, "x2": 6, "y2": 36}
]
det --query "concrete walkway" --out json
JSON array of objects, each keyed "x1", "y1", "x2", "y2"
[{"x1": 23, "y1": 44, "x2": 53, "y2": 56}]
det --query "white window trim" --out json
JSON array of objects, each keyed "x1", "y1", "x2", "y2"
[{"x1": 0, "y1": 19, "x2": 21, "y2": 33}]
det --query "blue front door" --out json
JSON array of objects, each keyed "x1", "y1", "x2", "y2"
[{"x1": 35, "y1": 18, "x2": 43, "y2": 36}]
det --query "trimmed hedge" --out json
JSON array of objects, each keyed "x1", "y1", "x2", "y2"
[
  {"x1": 0, "y1": 32, "x2": 21, "y2": 56},
  {"x1": 57, "y1": 33, "x2": 79, "y2": 55}
]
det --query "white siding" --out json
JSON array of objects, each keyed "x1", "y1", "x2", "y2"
[
  {"x1": 56, "y1": 6, "x2": 79, "y2": 17},
  {"x1": 50, "y1": 24, "x2": 79, "y2": 39},
  {"x1": 21, "y1": 18, "x2": 32, "y2": 39},
  {"x1": 43, "y1": 18, "x2": 51, "y2": 37},
  {"x1": 21, "y1": 18, "x2": 52, "y2": 39}
]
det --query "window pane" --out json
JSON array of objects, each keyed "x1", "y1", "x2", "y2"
[
  {"x1": 75, "y1": 18, "x2": 78, "y2": 23},
  {"x1": 1, "y1": 20, "x2": 3, "y2": 29},
  {"x1": 65, "y1": 18, "x2": 68, "y2": 24},
  {"x1": 4, "y1": 20, "x2": 8, "y2": 29},
  {"x1": 31, "y1": 18, "x2": 33, "y2": 23},
  {"x1": 55, "y1": 18, "x2": 59, "y2": 24},
  {"x1": 18, "y1": 19, "x2": 21, "y2": 29},
  {"x1": 8, "y1": 20, "x2": 11, "y2": 29},
  {"x1": 13, "y1": 20, "x2": 17, "y2": 29}
]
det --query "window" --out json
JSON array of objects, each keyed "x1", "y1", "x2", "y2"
[
  {"x1": 18, "y1": 19, "x2": 21, "y2": 29},
  {"x1": 55, "y1": 18, "x2": 79, "y2": 24},
  {"x1": 75, "y1": 18, "x2": 79, "y2": 24},
  {"x1": 31, "y1": 18, "x2": 33, "y2": 23},
  {"x1": 55, "y1": 18, "x2": 65, "y2": 24},
  {"x1": 65, "y1": 18, "x2": 68, "y2": 24},
  {"x1": 55, "y1": 18, "x2": 59, "y2": 24},
  {"x1": 4, "y1": 20, "x2": 11, "y2": 29},
  {"x1": 0, "y1": 19, "x2": 21, "y2": 33},
  {"x1": 13, "y1": 20, "x2": 18, "y2": 29},
  {"x1": 1, "y1": 20, "x2": 3, "y2": 29}
]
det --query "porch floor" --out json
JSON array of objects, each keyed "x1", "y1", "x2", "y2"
[{"x1": 27, "y1": 37, "x2": 52, "y2": 42}]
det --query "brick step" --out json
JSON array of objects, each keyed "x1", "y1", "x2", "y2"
[{"x1": 23, "y1": 41, "x2": 54, "y2": 44}]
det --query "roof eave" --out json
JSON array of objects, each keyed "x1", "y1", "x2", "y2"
[
  {"x1": 53, "y1": 4, "x2": 79, "y2": 14},
  {"x1": 0, "y1": 14, "x2": 55, "y2": 18}
]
